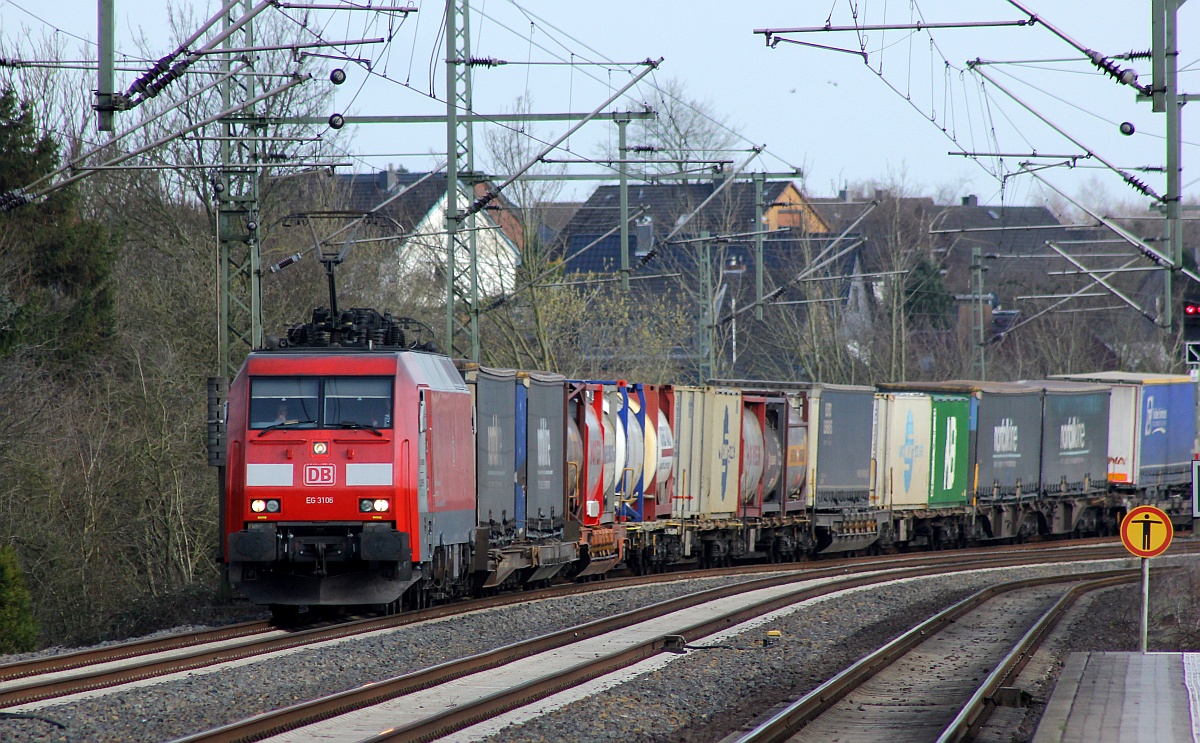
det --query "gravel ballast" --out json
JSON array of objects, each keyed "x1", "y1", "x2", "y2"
[
  {"x1": 477, "y1": 557, "x2": 1200, "y2": 743},
  {"x1": 0, "y1": 574, "x2": 769, "y2": 743},
  {"x1": 3, "y1": 556, "x2": 1194, "y2": 743}
]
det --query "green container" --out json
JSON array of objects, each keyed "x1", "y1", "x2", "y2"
[{"x1": 929, "y1": 394, "x2": 970, "y2": 506}]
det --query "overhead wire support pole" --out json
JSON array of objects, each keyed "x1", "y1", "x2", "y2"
[
  {"x1": 722, "y1": 200, "x2": 879, "y2": 323},
  {"x1": 1163, "y1": 0, "x2": 1181, "y2": 329},
  {"x1": 217, "y1": 0, "x2": 270, "y2": 379},
  {"x1": 754, "y1": 172, "x2": 764, "y2": 320},
  {"x1": 972, "y1": 246, "x2": 987, "y2": 379},
  {"x1": 618, "y1": 116, "x2": 630, "y2": 291},
  {"x1": 96, "y1": 0, "x2": 115, "y2": 131},
  {"x1": 444, "y1": 0, "x2": 466, "y2": 358}
]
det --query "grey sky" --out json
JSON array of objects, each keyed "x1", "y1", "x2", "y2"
[{"x1": 4, "y1": 0, "x2": 1198, "y2": 208}]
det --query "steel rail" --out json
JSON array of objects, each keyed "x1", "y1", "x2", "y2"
[
  {"x1": 0, "y1": 620, "x2": 273, "y2": 684},
  {"x1": 935, "y1": 572, "x2": 1138, "y2": 742},
  {"x1": 727, "y1": 570, "x2": 1141, "y2": 743},
  {"x1": 0, "y1": 537, "x2": 1156, "y2": 705},
  {"x1": 0, "y1": 549, "x2": 999, "y2": 707},
  {"x1": 0, "y1": 539, "x2": 1121, "y2": 706},
  {"x1": 170, "y1": 548, "x2": 1156, "y2": 743}
]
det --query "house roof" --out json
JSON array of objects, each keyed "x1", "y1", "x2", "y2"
[
  {"x1": 323, "y1": 170, "x2": 524, "y2": 249},
  {"x1": 556, "y1": 180, "x2": 828, "y2": 277},
  {"x1": 334, "y1": 170, "x2": 448, "y2": 232},
  {"x1": 560, "y1": 180, "x2": 796, "y2": 241}
]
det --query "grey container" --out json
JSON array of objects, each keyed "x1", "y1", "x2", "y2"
[
  {"x1": 1025, "y1": 380, "x2": 1110, "y2": 496},
  {"x1": 467, "y1": 367, "x2": 518, "y2": 531},
  {"x1": 880, "y1": 380, "x2": 1043, "y2": 501},
  {"x1": 523, "y1": 372, "x2": 567, "y2": 536},
  {"x1": 813, "y1": 385, "x2": 875, "y2": 510},
  {"x1": 970, "y1": 382, "x2": 1044, "y2": 500}
]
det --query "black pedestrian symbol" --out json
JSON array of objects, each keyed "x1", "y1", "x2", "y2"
[{"x1": 1134, "y1": 513, "x2": 1163, "y2": 551}]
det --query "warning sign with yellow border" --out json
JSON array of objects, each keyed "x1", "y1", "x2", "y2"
[{"x1": 1120, "y1": 505, "x2": 1173, "y2": 558}]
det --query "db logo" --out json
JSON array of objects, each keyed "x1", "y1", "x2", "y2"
[{"x1": 304, "y1": 464, "x2": 336, "y2": 486}]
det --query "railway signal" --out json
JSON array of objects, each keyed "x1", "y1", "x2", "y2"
[{"x1": 1184, "y1": 302, "x2": 1200, "y2": 342}]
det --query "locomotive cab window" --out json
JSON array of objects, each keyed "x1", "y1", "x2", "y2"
[
  {"x1": 325, "y1": 377, "x2": 393, "y2": 429},
  {"x1": 250, "y1": 377, "x2": 319, "y2": 429}
]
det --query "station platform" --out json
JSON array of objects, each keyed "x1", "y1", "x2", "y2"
[{"x1": 1033, "y1": 652, "x2": 1200, "y2": 742}]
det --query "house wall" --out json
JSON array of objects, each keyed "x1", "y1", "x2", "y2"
[
  {"x1": 399, "y1": 187, "x2": 520, "y2": 297},
  {"x1": 766, "y1": 183, "x2": 830, "y2": 234}
]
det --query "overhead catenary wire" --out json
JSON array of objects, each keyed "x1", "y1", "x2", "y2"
[
  {"x1": 6, "y1": 72, "x2": 311, "y2": 208},
  {"x1": 461, "y1": 59, "x2": 662, "y2": 220},
  {"x1": 972, "y1": 64, "x2": 1161, "y2": 200},
  {"x1": 636, "y1": 146, "x2": 765, "y2": 268},
  {"x1": 720, "y1": 199, "x2": 880, "y2": 323},
  {"x1": 3, "y1": 61, "x2": 251, "y2": 202},
  {"x1": 123, "y1": 0, "x2": 277, "y2": 108},
  {"x1": 492, "y1": 0, "x2": 803, "y2": 174},
  {"x1": 269, "y1": 7, "x2": 663, "y2": 185}
]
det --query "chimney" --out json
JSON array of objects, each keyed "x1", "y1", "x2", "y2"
[
  {"x1": 875, "y1": 188, "x2": 887, "y2": 201},
  {"x1": 838, "y1": 188, "x2": 849, "y2": 202},
  {"x1": 386, "y1": 163, "x2": 398, "y2": 192},
  {"x1": 962, "y1": 194, "x2": 978, "y2": 207}
]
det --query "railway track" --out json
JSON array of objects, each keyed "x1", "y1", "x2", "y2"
[
  {"x1": 163, "y1": 544, "x2": 1163, "y2": 743},
  {"x1": 0, "y1": 539, "x2": 1137, "y2": 711},
  {"x1": 727, "y1": 571, "x2": 1140, "y2": 743}
]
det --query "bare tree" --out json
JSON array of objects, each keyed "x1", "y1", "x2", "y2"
[{"x1": 609, "y1": 77, "x2": 743, "y2": 183}]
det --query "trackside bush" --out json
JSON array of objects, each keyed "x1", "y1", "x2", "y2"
[{"x1": 0, "y1": 546, "x2": 38, "y2": 653}]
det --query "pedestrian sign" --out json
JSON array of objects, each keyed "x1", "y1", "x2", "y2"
[{"x1": 1120, "y1": 506, "x2": 1173, "y2": 558}]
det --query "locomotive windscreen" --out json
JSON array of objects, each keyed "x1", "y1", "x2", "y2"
[
  {"x1": 249, "y1": 376, "x2": 393, "y2": 429},
  {"x1": 324, "y1": 377, "x2": 393, "y2": 429},
  {"x1": 249, "y1": 377, "x2": 318, "y2": 429}
]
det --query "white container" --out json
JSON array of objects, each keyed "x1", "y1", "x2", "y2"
[{"x1": 872, "y1": 393, "x2": 933, "y2": 509}]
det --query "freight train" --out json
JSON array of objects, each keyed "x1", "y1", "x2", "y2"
[{"x1": 216, "y1": 308, "x2": 1198, "y2": 613}]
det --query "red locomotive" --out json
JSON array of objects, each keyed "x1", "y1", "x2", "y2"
[{"x1": 222, "y1": 309, "x2": 477, "y2": 612}]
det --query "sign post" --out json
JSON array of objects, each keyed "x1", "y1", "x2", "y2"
[{"x1": 1119, "y1": 505, "x2": 1174, "y2": 653}]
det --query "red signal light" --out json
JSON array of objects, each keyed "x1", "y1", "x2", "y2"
[{"x1": 1187, "y1": 304, "x2": 1199, "y2": 315}]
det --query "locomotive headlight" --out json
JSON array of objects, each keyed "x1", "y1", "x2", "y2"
[
  {"x1": 251, "y1": 499, "x2": 267, "y2": 513},
  {"x1": 313, "y1": 441, "x2": 329, "y2": 455},
  {"x1": 359, "y1": 499, "x2": 374, "y2": 513},
  {"x1": 373, "y1": 499, "x2": 390, "y2": 512},
  {"x1": 265, "y1": 500, "x2": 280, "y2": 513}
]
